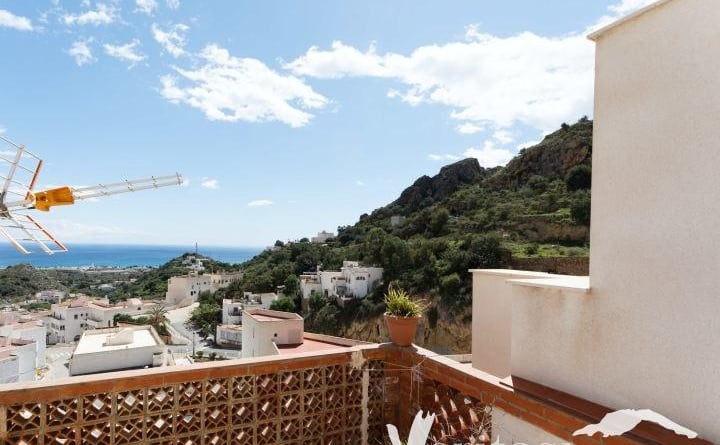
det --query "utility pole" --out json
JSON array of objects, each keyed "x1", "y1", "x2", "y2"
[{"x1": 192, "y1": 331, "x2": 195, "y2": 356}]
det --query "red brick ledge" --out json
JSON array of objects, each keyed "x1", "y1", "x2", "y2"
[{"x1": 386, "y1": 345, "x2": 713, "y2": 445}]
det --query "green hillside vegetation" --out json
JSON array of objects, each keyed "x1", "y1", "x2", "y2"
[{"x1": 226, "y1": 118, "x2": 593, "y2": 335}]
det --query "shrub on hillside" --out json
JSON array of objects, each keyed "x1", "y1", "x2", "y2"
[{"x1": 565, "y1": 165, "x2": 591, "y2": 191}]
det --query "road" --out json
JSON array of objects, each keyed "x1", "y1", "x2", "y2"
[
  {"x1": 166, "y1": 304, "x2": 240, "y2": 359},
  {"x1": 44, "y1": 345, "x2": 73, "y2": 380}
]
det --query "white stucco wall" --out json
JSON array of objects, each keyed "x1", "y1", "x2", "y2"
[
  {"x1": 470, "y1": 270, "x2": 555, "y2": 378},
  {"x1": 0, "y1": 356, "x2": 19, "y2": 384},
  {"x1": 508, "y1": 1, "x2": 720, "y2": 441},
  {"x1": 241, "y1": 311, "x2": 304, "y2": 358},
  {"x1": 69, "y1": 345, "x2": 164, "y2": 376}
]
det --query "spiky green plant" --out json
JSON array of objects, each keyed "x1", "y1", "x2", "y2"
[{"x1": 384, "y1": 284, "x2": 424, "y2": 318}]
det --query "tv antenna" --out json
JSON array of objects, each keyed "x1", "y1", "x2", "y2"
[{"x1": 0, "y1": 135, "x2": 183, "y2": 254}]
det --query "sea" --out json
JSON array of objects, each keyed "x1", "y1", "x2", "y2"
[{"x1": 0, "y1": 244, "x2": 262, "y2": 268}]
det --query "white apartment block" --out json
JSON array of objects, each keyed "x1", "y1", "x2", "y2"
[
  {"x1": 310, "y1": 230, "x2": 335, "y2": 243},
  {"x1": 299, "y1": 261, "x2": 383, "y2": 300},
  {"x1": 164, "y1": 272, "x2": 243, "y2": 307},
  {"x1": 46, "y1": 297, "x2": 162, "y2": 344},
  {"x1": 0, "y1": 312, "x2": 46, "y2": 383},
  {"x1": 68, "y1": 326, "x2": 167, "y2": 376}
]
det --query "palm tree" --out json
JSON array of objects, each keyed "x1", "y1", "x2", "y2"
[{"x1": 147, "y1": 305, "x2": 169, "y2": 336}]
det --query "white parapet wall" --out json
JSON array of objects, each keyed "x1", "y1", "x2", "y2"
[{"x1": 470, "y1": 269, "x2": 557, "y2": 378}]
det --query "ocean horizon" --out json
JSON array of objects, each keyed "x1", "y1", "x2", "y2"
[{"x1": 0, "y1": 243, "x2": 263, "y2": 268}]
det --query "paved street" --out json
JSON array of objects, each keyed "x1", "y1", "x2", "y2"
[
  {"x1": 43, "y1": 345, "x2": 73, "y2": 380},
  {"x1": 166, "y1": 304, "x2": 240, "y2": 359}
]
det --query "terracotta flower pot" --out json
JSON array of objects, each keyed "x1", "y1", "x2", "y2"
[{"x1": 384, "y1": 314, "x2": 420, "y2": 347}]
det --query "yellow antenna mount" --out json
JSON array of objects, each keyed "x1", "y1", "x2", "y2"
[{"x1": 33, "y1": 187, "x2": 75, "y2": 211}]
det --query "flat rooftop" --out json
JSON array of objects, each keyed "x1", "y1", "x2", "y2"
[
  {"x1": 245, "y1": 309, "x2": 303, "y2": 322},
  {"x1": 276, "y1": 337, "x2": 351, "y2": 355},
  {"x1": 74, "y1": 327, "x2": 162, "y2": 355}
]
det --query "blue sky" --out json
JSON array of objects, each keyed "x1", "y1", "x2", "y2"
[{"x1": 0, "y1": 0, "x2": 652, "y2": 248}]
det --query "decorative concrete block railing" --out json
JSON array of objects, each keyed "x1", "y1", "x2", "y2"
[
  {"x1": 0, "y1": 343, "x2": 708, "y2": 445},
  {"x1": 0, "y1": 345, "x2": 387, "y2": 445}
]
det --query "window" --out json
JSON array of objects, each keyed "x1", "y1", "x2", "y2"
[{"x1": 74, "y1": 314, "x2": 78, "y2": 320}]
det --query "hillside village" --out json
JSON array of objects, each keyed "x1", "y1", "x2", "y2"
[{"x1": 0, "y1": 116, "x2": 594, "y2": 382}]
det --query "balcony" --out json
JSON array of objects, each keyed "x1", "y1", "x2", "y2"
[{"x1": 0, "y1": 343, "x2": 705, "y2": 445}]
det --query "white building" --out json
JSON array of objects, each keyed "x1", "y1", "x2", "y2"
[
  {"x1": 46, "y1": 296, "x2": 162, "y2": 344},
  {"x1": 310, "y1": 230, "x2": 335, "y2": 244},
  {"x1": 35, "y1": 290, "x2": 66, "y2": 303},
  {"x1": 0, "y1": 312, "x2": 46, "y2": 383},
  {"x1": 299, "y1": 261, "x2": 383, "y2": 300},
  {"x1": 215, "y1": 324, "x2": 243, "y2": 349},
  {"x1": 0, "y1": 312, "x2": 46, "y2": 370},
  {"x1": 221, "y1": 292, "x2": 277, "y2": 325},
  {"x1": 0, "y1": 337, "x2": 37, "y2": 384},
  {"x1": 472, "y1": 1, "x2": 720, "y2": 441},
  {"x1": 164, "y1": 272, "x2": 243, "y2": 307},
  {"x1": 240, "y1": 309, "x2": 360, "y2": 358},
  {"x1": 68, "y1": 326, "x2": 167, "y2": 376},
  {"x1": 181, "y1": 255, "x2": 206, "y2": 273}
]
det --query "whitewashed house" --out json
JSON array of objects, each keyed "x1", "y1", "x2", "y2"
[
  {"x1": 310, "y1": 231, "x2": 335, "y2": 243},
  {"x1": 240, "y1": 309, "x2": 359, "y2": 358},
  {"x1": 68, "y1": 326, "x2": 167, "y2": 376},
  {"x1": 164, "y1": 272, "x2": 243, "y2": 307},
  {"x1": 46, "y1": 297, "x2": 162, "y2": 344},
  {"x1": 299, "y1": 261, "x2": 383, "y2": 301}
]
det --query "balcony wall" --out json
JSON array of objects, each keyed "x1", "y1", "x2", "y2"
[{"x1": 0, "y1": 343, "x2": 709, "y2": 445}]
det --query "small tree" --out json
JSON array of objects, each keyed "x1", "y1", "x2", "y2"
[
  {"x1": 283, "y1": 274, "x2": 300, "y2": 298},
  {"x1": 308, "y1": 293, "x2": 327, "y2": 313},
  {"x1": 270, "y1": 296, "x2": 296, "y2": 313},
  {"x1": 571, "y1": 191, "x2": 591, "y2": 226},
  {"x1": 565, "y1": 165, "x2": 592, "y2": 191}
]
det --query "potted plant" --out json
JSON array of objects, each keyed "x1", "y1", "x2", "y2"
[{"x1": 384, "y1": 284, "x2": 424, "y2": 347}]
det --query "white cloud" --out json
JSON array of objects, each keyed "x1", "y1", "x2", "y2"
[
  {"x1": 41, "y1": 218, "x2": 147, "y2": 242},
  {"x1": 516, "y1": 140, "x2": 540, "y2": 151},
  {"x1": 166, "y1": 0, "x2": 180, "y2": 9},
  {"x1": 456, "y1": 122, "x2": 485, "y2": 135},
  {"x1": 355, "y1": 180, "x2": 366, "y2": 187},
  {"x1": 103, "y1": 39, "x2": 146, "y2": 67},
  {"x1": 0, "y1": 125, "x2": 5, "y2": 134},
  {"x1": 492, "y1": 129, "x2": 514, "y2": 144},
  {"x1": 152, "y1": 23, "x2": 188, "y2": 58},
  {"x1": 428, "y1": 153, "x2": 460, "y2": 162},
  {"x1": 135, "y1": 0, "x2": 157, "y2": 15},
  {"x1": 247, "y1": 199, "x2": 274, "y2": 207},
  {"x1": 200, "y1": 177, "x2": 219, "y2": 189},
  {"x1": 591, "y1": 0, "x2": 658, "y2": 33},
  {"x1": 0, "y1": 9, "x2": 34, "y2": 31},
  {"x1": 63, "y1": 4, "x2": 117, "y2": 26},
  {"x1": 286, "y1": 35, "x2": 594, "y2": 134},
  {"x1": 68, "y1": 39, "x2": 95, "y2": 66},
  {"x1": 160, "y1": 44, "x2": 328, "y2": 127},
  {"x1": 608, "y1": 0, "x2": 657, "y2": 15},
  {"x1": 463, "y1": 141, "x2": 514, "y2": 168}
]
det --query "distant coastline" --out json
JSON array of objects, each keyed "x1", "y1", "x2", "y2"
[{"x1": 0, "y1": 244, "x2": 262, "y2": 268}]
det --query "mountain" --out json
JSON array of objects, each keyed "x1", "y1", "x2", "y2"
[
  {"x1": 390, "y1": 158, "x2": 492, "y2": 212},
  {"x1": 226, "y1": 118, "x2": 593, "y2": 353}
]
